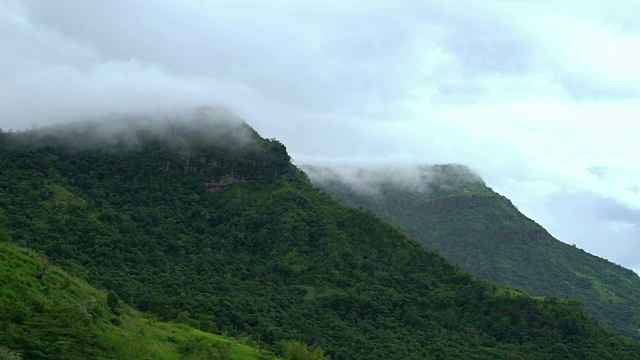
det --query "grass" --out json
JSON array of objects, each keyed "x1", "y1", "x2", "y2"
[
  {"x1": 571, "y1": 270, "x2": 624, "y2": 304},
  {"x1": 46, "y1": 183, "x2": 88, "y2": 211},
  {"x1": 0, "y1": 242, "x2": 278, "y2": 360}
]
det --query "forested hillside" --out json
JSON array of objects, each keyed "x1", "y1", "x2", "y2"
[
  {"x1": 305, "y1": 164, "x2": 640, "y2": 341},
  {"x1": 1, "y1": 115, "x2": 639, "y2": 359}
]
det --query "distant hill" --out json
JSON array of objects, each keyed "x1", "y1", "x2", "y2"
[
  {"x1": 1, "y1": 113, "x2": 639, "y2": 359},
  {"x1": 304, "y1": 164, "x2": 640, "y2": 341}
]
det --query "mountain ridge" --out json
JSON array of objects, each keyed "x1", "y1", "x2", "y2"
[
  {"x1": 304, "y1": 164, "x2": 640, "y2": 340},
  {"x1": 1, "y1": 115, "x2": 639, "y2": 359}
]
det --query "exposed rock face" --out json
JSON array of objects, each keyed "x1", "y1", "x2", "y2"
[{"x1": 204, "y1": 174, "x2": 256, "y2": 192}]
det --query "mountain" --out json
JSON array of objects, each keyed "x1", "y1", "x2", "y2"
[
  {"x1": 1, "y1": 112, "x2": 639, "y2": 359},
  {"x1": 303, "y1": 164, "x2": 640, "y2": 341},
  {"x1": 0, "y1": 241, "x2": 278, "y2": 360}
]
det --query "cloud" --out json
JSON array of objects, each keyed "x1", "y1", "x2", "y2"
[
  {"x1": 7, "y1": 106, "x2": 255, "y2": 152},
  {"x1": 1, "y1": 0, "x2": 639, "y2": 271},
  {"x1": 302, "y1": 163, "x2": 482, "y2": 196}
]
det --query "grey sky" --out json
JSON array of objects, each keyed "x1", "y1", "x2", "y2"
[{"x1": 2, "y1": 0, "x2": 639, "y2": 273}]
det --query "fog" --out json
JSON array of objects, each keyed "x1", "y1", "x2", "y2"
[
  {"x1": 302, "y1": 164, "x2": 483, "y2": 196},
  {"x1": 1, "y1": 1, "x2": 639, "y2": 273},
  {"x1": 3, "y1": 107, "x2": 256, "y2": 151}
]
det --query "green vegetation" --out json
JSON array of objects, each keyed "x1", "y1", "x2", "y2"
[
  {"x1": 281, "y1": 341, "x2": 329, "y2": 360},
  {"x1": 309, "y1": 165, "x2": 640, "y2": 341},
  {"x1": 0, "y1": 242, "x2": 276, "y2": 360},
  {"x1": 1, "y1": 119, "x2": 639, "y2": 359}
]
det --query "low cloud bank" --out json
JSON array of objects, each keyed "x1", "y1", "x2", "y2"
[
  {"x1": 302, "y1": 163, "x2": 483, "y2": 196},
  {"x1": 3, "y1": 107, "x2": 257, "y2": 152}
]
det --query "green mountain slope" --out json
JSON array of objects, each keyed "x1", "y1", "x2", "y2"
[
  {"x1": 304, "y1": 164, "x2": 640, "y2": 341},
  {"x1": 1, "y1": 115, "x2": 639, "y2": 359},
  {"x1": 0, "y1": 242, "x2": 276, "y2": 360}
]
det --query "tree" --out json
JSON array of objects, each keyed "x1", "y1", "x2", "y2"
[
  {"x1": 107, "y1": 290, "x2": 121, "y2": 316},
  {"x1": 282, "y1": 341, "x2": 330, "y2": 360},
  {"x1": 0, "y1": 210, "x2": 11, "y2": 243}
]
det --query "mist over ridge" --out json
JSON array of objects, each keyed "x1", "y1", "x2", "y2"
[
  {"x1": 302, "y1": 163, "x2": 484, "y2": 196},
  {"x1": 2, "y1": 106, "x2": 260, "y2": 152}
]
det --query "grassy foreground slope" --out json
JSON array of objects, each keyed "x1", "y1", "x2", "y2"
[
  {"x1": 305, "y1": 164, "x2": 640, "y2": 341},
  {"x1": 0, "y1": 242, "x2": 275, "y2": 360},
  {"x1": 0, "y1": 114, "x2": 639, "y2": 359}
]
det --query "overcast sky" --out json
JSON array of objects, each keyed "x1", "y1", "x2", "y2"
[{"x1": 2, "y1": 0, "x2": 639, "y2": 274}]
